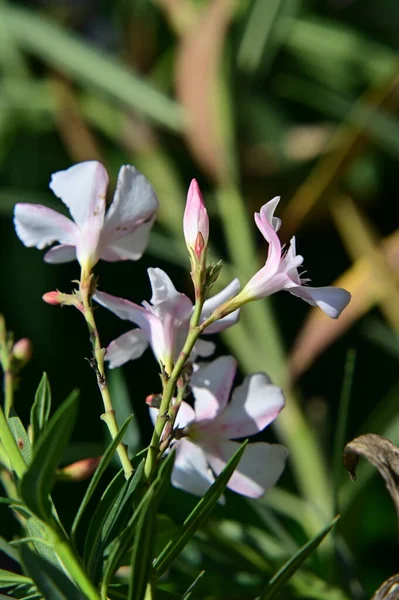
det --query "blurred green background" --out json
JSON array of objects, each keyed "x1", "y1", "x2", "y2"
[{"x1": 1, "y1": 0, "x2": 399, "y2": 597}]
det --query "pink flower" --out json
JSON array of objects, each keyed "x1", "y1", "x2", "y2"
[
  {"x1": 237, "y1": 197, "x2": 351, "y2": 318},
  {"x1": 183, "y1": 179, "x2": 209, "y2": 257},
  {"x1": 14, "y1": 161, "x2": 159, "y2": 273},
  {"x1": 150, "y1": 356, "x2": 288, "y2": 499},
  {"x1": 94, "y1": 268, "x2": 240, "y2": 371}
]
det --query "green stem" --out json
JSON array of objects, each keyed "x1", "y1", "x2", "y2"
[
  {"x1": 144, "y1": 300, "x2": 204, "y2": 482},
  {"x1": 79, "y1": 273, "x2": 133, "y2": 479},
  {"x1": 4, "y1": 371, "x2": 13, "y2": 417},
  {"x1": 0, "y1": 404, "x2": 26, "y2": 478}
]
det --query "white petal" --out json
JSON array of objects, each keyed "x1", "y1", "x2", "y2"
[
  {"x1": 175, "y1": 401, "x2": 195, "y2": 428},
  {"x1": 105, "y1": 329, "x2": 149, "y2": 368},
  {"x1": 103, "y1": 165, "x2": 159, "y2": 238},
  {"x1": 171, "y1": 439, "x2": 215, "y2": 497},
  {"x1": 44, "y1": 244, "x2": 77, "y2": 263},
  {"x1": 100, "y1": 219, "x2": 155, "y2": 262},
  {"x1": 214, "y1": 373, "x2": 285, "y2": 439},
  {"x1": 148, "y1": 268, "x2": 192, "y2": 321},
  {"x1": 193, "y1": 339, "x2": 215, "y2": 358},
  {"x1": 204, "y1": 309, "x2": 240, "y2": 334},
  {"x1": 191, "y1": 356, "x2": 236, "y2": 420},
  {"x1": 288, "y1": 285, "x2": 351, "y2": 319},
  {"x1": 94, "y1": 291, "x2": 151, "y2": 331},
  {"x1": 14, "y1": 204, "x2": 77, "y2": 249},
  {"x1": 201, "y1": 279, "x2": 240, "y2": 320},
  {"x1": 49, "y1": 161, "x2": 107, "y2": 229},
  {"x1": 206, "y1": 441, "x2": 288, "y2": 498}
]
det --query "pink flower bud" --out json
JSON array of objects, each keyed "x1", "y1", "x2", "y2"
[
  {"x1": 58, "y1": 457, "x2": 101, "y2": 482},
  {"x1": 42, "y1": 291, "x2": 63, "y2": 305},
  {"x1": 183, "y1": 180, "x2": 209, "y2": 257},
  {"x1": 12, "y1": 338, "x2": 32, "y2": 366}
]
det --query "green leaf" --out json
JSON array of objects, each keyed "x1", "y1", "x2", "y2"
[
  {"x1": 2, "y1": 4, "x2": 183, "y2": 132},
  {"x1": 154, "y1": 441, "x2": 248, "y2": 576},
  {"x1": 0, "y1": 536, "x2": 20, "y2": 563},
  {"x1": 7, "y1": 409, "x2": 32, "y2": 465},
  {"x1": 181, "y1": 570, "x2": 205, "y2": 599},
  {"x1": 101, "y1": 452, "x2": 175, "y2": 599},
  {"x1": 108, "y1": 371, "x2": 140, "y2": 454},
  {"x1": 257, "y1": 516, "x2": 340, "y2": 600},
  {"x1": 24, "y1": 516, "x2": 62, "y2": 567},
  {"x1": 30, "y1": 373, "x2": 51, "y2": 446},
  {"x1": 20, "y1": 544, "x2": 85, "y2": 600},
  {"x1": 71, "y1": 415, "x2": 133, "y2": 541},
  {"x1": 0, "y1": 569, "x2": 32, "y2": 586},
  {"x1": 19, "y1": 391, "x2": 79, "y2": 521}
]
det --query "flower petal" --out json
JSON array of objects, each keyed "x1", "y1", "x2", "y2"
[
  {"x1": 49, "y1": 161, "x2": 108, "y2": 231},
  {"x1": 105, "y1": 329, "x2": 149, "y2": 368},
  {"x1": 191, "y1": 356, "x2": 236, "y2": 421},
  {"x1": 44, "y1": 244, "x2": 77, "y2": 263},
  {"x1": 14, "y1": 204, "x2": 77, "y2": 250},
  {"x1": 205, "y1": 441, "x2": 288, "y2": 498},
  {"x1": 193, "y1": 339, "x2": 215, "y2": 358},
  {"x1": 214, "y1": 373, "x2": 285, "y2": 439},
  {"x1": 201, "y1": 279, "x2": 240, "y2": 320},
  {"x1": 148, "y1": 268, "x2": 193, "y2": 321},
  {"x1": 183, "y1": 179, "x2": 209, "y2": 248},
  {"x1": 255, "y1": 197, "x2": 282, "y2": 276},
  {"x1": 287, "y1": 285, "x2": 351, "y2": 319},
  {"x1": 175, "y1": 401, "x2": 196, "y2": 428},
  {"x1": 171, "y1": 438, "x2": 216, "y2": 497},
  {"x1": 99, "y1": 219, "x2": 155, "y2": 262},
  {"x1": 94, "y1": 291, "x2": 151, "y2": 331},
  {"x1": 102, "y1": 165, "x2": 159, "y2": 239}
]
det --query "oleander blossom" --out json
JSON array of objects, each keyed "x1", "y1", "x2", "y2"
[
  {"x1": 94, "y1": 268, "x2": 240, "y2": 371},
  {"x1": 14, "y1": 161, "x2": 159, "y2": 273},
  {"x1": 150, "y1": 356, "x2": 288, "y2": 498},
  {"x1": 183, "y1": 179, "x2": 209, "y2": 255},
  {"x1": 236, "y1": 197, "x2": 351, "y2": 318}
]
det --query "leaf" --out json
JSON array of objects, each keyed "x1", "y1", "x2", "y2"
[
  {"x1": 181, "y1": 570, "x2": 206, "y2": 599},
  {"x1": 8, "y1": 409, "x2": 32, "y2": 465},
  {"x1": 0, "y1": 569, "x2": 32, "y2": 586},
  {"x1": 175, "y1": 0, "x2": 235, "y2": 181},
  {"x1": 154, "y1": 440, "x2": 247, "y2": 576},
  {"x1": 371, "y1": 573, "x2": 399, "y2": 599},
  {"x1": 101, "y1": 452, "x2": 175, "y2": 599},
  {"x1": 0, "y1": 536, "x2": 20, "y2": 563},
  {"x1": 19, "y1": 391, "x2": 79, "y2": 521},
  {"x1": 30, "y1": 373, "x2": 51, "y2": 446},
  {"x1": 108, "y1": 371, "x2": 140, "y2": 454},
  {"x1": 71, "y1": 415, "x2": 133, "y2": 541},
  {"x1": 289, "y1": 228, "x2": 399, "y2": 379},
  {"x1": 343, "y1": 434, "x2": 399, "y2": 526},
  {"x1": 20, "y1": 544, "x2": 85, "y2": 600},
  {"x1": 2, "y1": 4, "x2": 183, "y2": 132},
  {"x1": 257, "y1": 515, "x2": 340, "y2": 599}
]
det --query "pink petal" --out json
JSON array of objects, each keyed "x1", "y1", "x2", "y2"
[
  {"x1": 14, "y1": 204, "x2": 77, "y2": 250},
  {"x1": 287, "y1": 285, "x2": 351, "y2": 319},
  {"x1": 94, "y1": 291, "x2": 151, "y2": 331},
  {"x1": 175, "y1": 401, "x2": 196, "y2": 428},
  {"x1": 255, "y1": 197, "x2": 283, "y2": 277},
  {"x1": 148, "y1": 268, "x2": 193, "y2": 321},
  {"x1": 44, "y1": 244, "x2": 77, "y2": 263},
  {"x1": 191, "y1": 356, "x2": 237, "y2": 421},
  {"x1": 205, "y1": 441, "x2": 288, "y2": 498},
  {"x1": 172, "y1": 438, "x2": 216, "y2": 497},
  {"x1": 102, "y1": 165, "x2": 158, "y2": 240},
  {"x1": 99, "y1": 219, "x2": 155, "y2": 261},
  {"x1": 49, "y1": 161, "x2": 108, "y2": 231},
  {"x1": 183, "y1": 179, "x2": 209, "y2": 248},
  {"x1": 214, "y1": 373, "x2": 285, "y2": 439},
  {"x1": 105, "y1": 329, "x2": 149, "y2": 368}
]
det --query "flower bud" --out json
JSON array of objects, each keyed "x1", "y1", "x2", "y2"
[
  {"x1": 12, "y1": 338, "x2": 32, "y2": 367},
  {"x1": 183, "y1": 180, "x2": 209, "y2": 258},
  {"x1": 57, "y1": 457, "x2": 101, "y2": 482}
]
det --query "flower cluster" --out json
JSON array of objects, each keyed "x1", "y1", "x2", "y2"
[{"x1": 14, "y1": 160, "x2": 351, "y2": 499}]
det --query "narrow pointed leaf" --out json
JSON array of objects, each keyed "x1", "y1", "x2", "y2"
[
  {"x1": 19, "y1": 391, "x2": 79, "y2": 521},
  {"x1": 182, "y1": 570, "x2": 206, "y2": 599},
  {"x1": 71, "y1": 415, "x2": 133, "y2": 541},
  {"x1": 257, "y1": 515, "x2": 340, "y2": 600},
  {"x1": 30, "y1": 373, "x2": 51, "y2": 446},
  {"x1": 108, "y1": 370, "x2": 140, "y2": 454},
  {"x1": 154, "y1": 440, "x2": 248, "y2": 576},
  {"x1": 0, "y1": 536, "x2": 20, "y2": 563},
  {"x1": 0, "y1": 570, "x2": 32, "y2": 586},
  {"x1": 20, "y1": 545, "x2": 85, "y2": 600},
  {"x1": 8, "y1": 409, "x2": 32, "y2": 465}
]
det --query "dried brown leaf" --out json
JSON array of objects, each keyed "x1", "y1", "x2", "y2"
[
  {"x1": 371, "y1": 574, "x2": 399, "y2": 600},
  {"x1": 289, "y1": 229, "x2": 399, "y2": 379},
  {"x1": 175, "y1": 0, "x2": 235, "y2": 181},
  {"x1": 343, "y1": 434, "x2": 399, "y2": 523}
]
